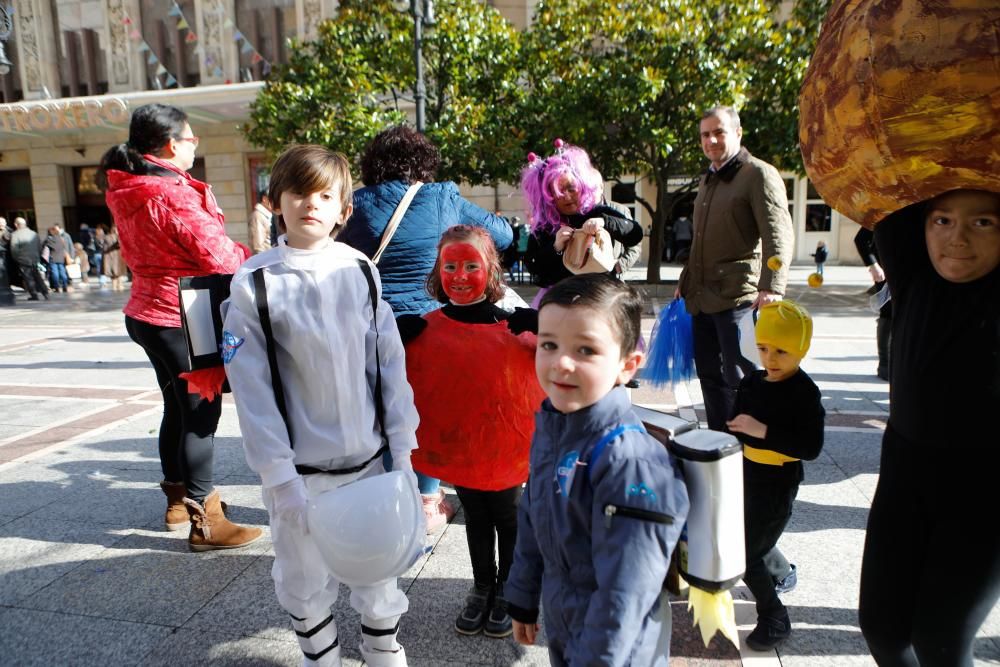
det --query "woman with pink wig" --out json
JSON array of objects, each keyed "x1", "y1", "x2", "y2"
[{"x1": 520, "y1": 141, "x2": 642, "y2": 306}]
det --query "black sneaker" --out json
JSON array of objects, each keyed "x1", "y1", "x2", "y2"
[
  {"x1": 455, "y1": 586, "x2": 491, "y2": 635},
  {"x1": 774, "y1": 564, "x2": 797, "y2": 594},
  {"x1": 483, "y1": 586, "x2": 513, "y2": 638},
  {"x1": 746, "y1": 614, "x2": 791, "y2": 651}
]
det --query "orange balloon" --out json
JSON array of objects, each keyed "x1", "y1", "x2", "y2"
[
  {"x1": 767, "y1": 256, "x2": 783, "y2": 272},
  {"x1": 807, "y1": 273, "x2": 824, "y2": 288}
]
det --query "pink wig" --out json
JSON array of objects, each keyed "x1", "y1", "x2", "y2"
[{"x1": 521, "y1": 144, "x2": 604, "y2": 235}]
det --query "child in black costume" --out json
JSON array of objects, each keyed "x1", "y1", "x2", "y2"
[
  {"x1": 726, "y1": 300, "x2": 825, "y2": 651},
  {"x1": 859, "y1": 190, "x2": 1000, "y2": 666}
]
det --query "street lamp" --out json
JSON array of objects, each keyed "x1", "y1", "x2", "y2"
[
  {"x1": 0, "y1": 4, "x2": 13, "y2": 77},
  {"x1": 396, "y1": 0, "x2": 435, "y2": 133}
]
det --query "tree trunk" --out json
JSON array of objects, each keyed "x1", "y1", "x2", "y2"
[{"x1": 645, "y1": 181, "x2": 672, "y2": 284}]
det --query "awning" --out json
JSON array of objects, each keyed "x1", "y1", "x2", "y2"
[{"x1": 0, "y1": 81, "x2": 264, "y2": 138}]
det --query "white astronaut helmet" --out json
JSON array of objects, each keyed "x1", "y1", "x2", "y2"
[{"x1": 307, "y1": 470, "x2": 425, "y2": 587}]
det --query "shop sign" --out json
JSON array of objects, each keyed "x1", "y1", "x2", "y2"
[{"x1": 0, "y1": 98, "x2": 130, "y2": 133}]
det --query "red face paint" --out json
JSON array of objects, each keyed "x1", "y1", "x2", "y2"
[{"x1": 440, "y1": 242, "x2": 488, "y2": 304}]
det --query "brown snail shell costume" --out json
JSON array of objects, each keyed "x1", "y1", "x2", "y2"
[{"x1": 798, "y1": 0, "x2": 1000, "y2": 228}]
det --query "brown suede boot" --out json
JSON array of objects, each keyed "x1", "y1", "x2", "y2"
[
  {"x1": 160, "y1": 481, "x2": 189, "y2": 531},
  {"x1": 183, "y1": 489, "x2": 263, "y2": 552}
]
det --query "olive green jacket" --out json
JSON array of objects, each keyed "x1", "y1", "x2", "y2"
[{"x1": 679, "y1": 149, "x2": 793, "y2": 315}]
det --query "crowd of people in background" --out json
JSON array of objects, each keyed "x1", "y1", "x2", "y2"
[{"x1": 0, "y1": 215, "x2": 129, "y2": 300}]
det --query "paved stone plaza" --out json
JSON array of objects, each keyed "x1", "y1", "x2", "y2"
[{"x1": 0, "y1": 265, "x2": 997, "y2": 666}]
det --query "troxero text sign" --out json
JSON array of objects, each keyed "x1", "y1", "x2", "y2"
[{"x1": 0, "y1": 98, "x2": 130, "y2": 133}]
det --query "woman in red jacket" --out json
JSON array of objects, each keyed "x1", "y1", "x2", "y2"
[{"x1": 97, "y1": 103, "x2": 261, "y2": 551}]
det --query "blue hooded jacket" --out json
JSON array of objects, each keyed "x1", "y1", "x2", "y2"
[
  {"x1": 341, "y1": 180, "x2": 513, "y2": 317},
  {"x1": 505, "y1": 387, "x2": 689, "y2": 666}
]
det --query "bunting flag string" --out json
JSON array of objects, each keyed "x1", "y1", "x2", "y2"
[
  {"x1": 121, "y1": 2, "x2": 274, "y2": 84},
  {"x1": 121, "y1": 12, "x2": 179, "y2": 88},
  {"x1": 210, "y1": 4, "x2": 273, "y2": 77}
]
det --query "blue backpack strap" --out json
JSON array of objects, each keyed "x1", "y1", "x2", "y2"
[{"x1": 587, "y1": 424, "x2": 646, "y2": 481}]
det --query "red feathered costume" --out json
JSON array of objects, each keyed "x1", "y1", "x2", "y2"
[{"x1": 405, "y1": 309, "x2": 544, "y2": 490}]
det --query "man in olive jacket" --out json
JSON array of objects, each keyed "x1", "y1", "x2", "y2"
[{"x1": 678, "y1": 106, "x2": 794, "y2": 431}]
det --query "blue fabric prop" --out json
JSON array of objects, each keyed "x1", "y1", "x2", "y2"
[{"x1": 641, "y1": 298, "x2": 695, "y2": 388}]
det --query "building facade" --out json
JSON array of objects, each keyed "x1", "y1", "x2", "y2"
[{"x1": 0, "y1": 0, "x2": 857, "y2": 265}]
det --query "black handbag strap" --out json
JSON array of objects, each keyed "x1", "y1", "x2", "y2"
[{"x1": 251, "y1": 260, "x2": 387, "y2": 454}]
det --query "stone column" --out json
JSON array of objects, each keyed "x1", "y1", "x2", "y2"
[
  {"x1": 296, "y1": 0, "x2": 337, "y2": 41},
  {"x1": 13, "y1": 0, "x2": 62, "y2": 99},
  {"x1": 29, "y1": 164, "x2": 66, "y2": 227},
  {"x1": 195, "y1": 0, "x2": 238, "y2": 84},
  {"x1": 103, "y1": 0, "x2": 146, "y2": 94}
]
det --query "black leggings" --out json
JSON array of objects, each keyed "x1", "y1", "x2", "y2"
[
  {"x1": 125, "y1": 316, "x2": 221, "y2": 500},
  {"x1": 743, "y1": 462, "x2": 798, "y2": 620},
  {"x1": 859, "y1": 425, "x2": 1000, "y2": 666},
  {"x1": 454, "y1": 484, "x2": 523, "y2": 590}
]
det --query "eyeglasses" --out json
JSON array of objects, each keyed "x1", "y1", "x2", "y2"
[{"x1": 176, "y1": 136, "x2": 200, "y2": 147}]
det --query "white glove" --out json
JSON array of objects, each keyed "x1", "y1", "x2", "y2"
[
  {"x1": 392, "y1": 454, "x2": 420, "y2": 494},
  {"x1": 271, "y1": 476, "x2": 309, "y2": 534}
]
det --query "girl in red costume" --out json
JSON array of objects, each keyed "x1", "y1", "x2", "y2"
[{"x1": 400, "y1": 225, "x2": 544, "y2": 639}]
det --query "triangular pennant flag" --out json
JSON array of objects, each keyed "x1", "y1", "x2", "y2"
[
  {"x1": 233, "y1": 30, "x2": 244, "y2": 42},
  {"x1": 165, "y1": 74, "x2": 177, "y2": 87},
  {"x1": 156, "y1": 63, "x2": 168, "y2": 75},
  {"x1": 205, "y1": 55, "x2": 215, "y2": 67},
  {"x1": 137, "y1": 41, "x2": 150, "y2": 53},
  {"x1": 223, "y1": 18, "x2": 234, "y2": 28},
  {"x1": 262, "y1": 62, "x2": 272, "y2": 76},
  {"x1": 130, "y1": 29, "x2": 141, "y2": 40},
  {"x1": 148, "y1": 52, "x2": 158, "y2": 65},
  {"x1": 250, "y1": 52, "x2": 263, "y2": 65},
  {"x1": 240, "y1": 41, "x2": 254, "y2": 54},
  {"x1": 122, "y1": 16, "x2": 132, "y2": 25},
  {"x1": 177, "y1": 18, "x2": 189, "y2": 30},
  {"x1": 168, "y1": 4, "x2": 182, "y2": 17},
  {"x1": 185, "y1": 32, "x2": 198, "y2": 43},
  {"x1": 213, "y1": 66, "x2": 224, "y2": 78}
]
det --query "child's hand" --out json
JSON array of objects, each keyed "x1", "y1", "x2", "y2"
[
  {"x1": 513, "y1": 620, "x2": 540, "y2": 645},
  {"x1": 726, "y1": 413, "x2": 767, "y2": 440},
  {"x1": 271, "y1": 476, "x2": 310, "y2": 534}
]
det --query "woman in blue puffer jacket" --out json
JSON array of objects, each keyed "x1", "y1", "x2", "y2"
[
  {"x1": 342, "y1": 125, "x2": 513, "y2": 317},
  {"x1": 341, "y1": 124, "x2": 513, "y2": 530}
]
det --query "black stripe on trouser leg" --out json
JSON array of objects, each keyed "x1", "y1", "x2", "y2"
[
  {"x1": 295, "y1": 614, "x2": 334, "y2": 638},
  {"x1": 361, "y1": 622, "x2": 400, "y2": 637},
  {"x1": 302, "y1": 637, "x2": 339, "y2": 661}
]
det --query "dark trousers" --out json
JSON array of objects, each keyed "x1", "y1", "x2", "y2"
[
  {"x1": 859, "y1": 426, "x2": 1000, "y2": 667},
  {"x1": 16, "y1": 261, "x2": 49, "y2": 298},
  {"x1": 454, "y1": 484, "x2": 523, "y2": 590},
  {"x1": 692, "y1": 305, "x2": 757, "y2": 430},
  {"x1": 125, "y1": 316, "x2": 221, "y2": 500},
  {"x1": 744, "y1": 461, "x2": 798, "y2": 620}
]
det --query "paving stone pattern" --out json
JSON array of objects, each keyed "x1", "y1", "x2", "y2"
[{"x1": 0, "y1": 266, "x2": 996, "y2": 666}]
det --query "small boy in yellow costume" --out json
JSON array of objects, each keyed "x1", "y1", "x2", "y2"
[{"x1": 726, "y1": 300, "x2": 825, "y2": 651}]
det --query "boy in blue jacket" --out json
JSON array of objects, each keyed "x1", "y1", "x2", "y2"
[{"x1": 506, "y1": 274, "x2": 689, "y2": 666}]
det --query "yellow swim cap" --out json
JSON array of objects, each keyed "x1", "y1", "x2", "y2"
[{"x1": 755, "y1": 300, "x2": 813, "y2": 359}]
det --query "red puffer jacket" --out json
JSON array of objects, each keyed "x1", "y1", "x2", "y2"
[{"x1": 104, "y1": 155, "x2": 250, "y2": 327}]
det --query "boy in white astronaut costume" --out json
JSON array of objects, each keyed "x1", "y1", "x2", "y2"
[{"x1": 221, "y1": 145, "x2": 419, "y2": 667}]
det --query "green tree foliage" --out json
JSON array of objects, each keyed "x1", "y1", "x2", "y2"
[
  {"x1": 244, "y1": 0, "x2": 827, "y2": 282},
  {"x1": 521, "y1": 0, "x2": 828, "y2": 281},
  {"x1": 243, "y1": 0, "x2": 524, "y2": 186}
]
